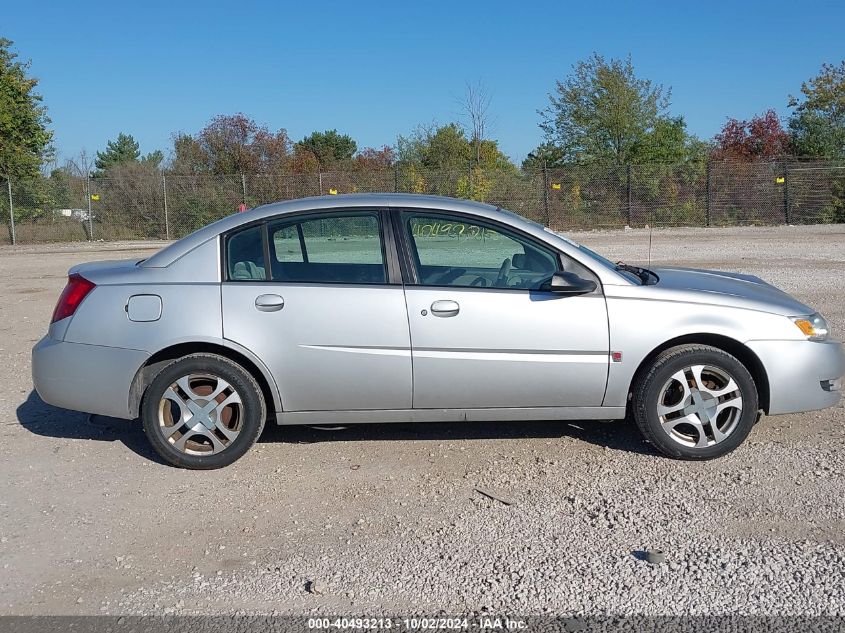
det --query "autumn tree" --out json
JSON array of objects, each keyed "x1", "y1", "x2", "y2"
[
  {"x1": 712, "y1": 110, "x2": 790, "y2": 160},
  {"x1": 788, "y1": 61, "x2": 845, "y2": 158},
  {"x1": 0, "y1": 38, "x2": 53, "y2": 179},
  {"x1": 172, "y1": 113, "x2": 291, "y2": 175},
  {"x1": 287, "y1": 146, "x2": 320, "y2": 173},
  {"x1": 539, "y1": 54, "x2": 676, "y2": 164},
  {"x1": 353, "y1": 146, "x2": 395, "y2": 169}
]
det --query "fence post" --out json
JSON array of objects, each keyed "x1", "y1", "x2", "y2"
[
  {"x1": 318, "y1": 171, "x2": 323, "y2": 196},
  {"x1": 626, "y1": 164, "x2": 633, "y2": 226},
  {"x1": 705, "y1": 160, "x2": 712, "y2": 227},
  {"x1": 542, "y1": 163, "x2": 550, "y2": 226},
  {"x1": 6, "y1": 179, "x2": 15, "y2": 246},
  {"x1": 86, "y1": 174, "x2": 94, "y2": 240},
  {"x1": 162, "y1": 174, "x2": 170, "y2": 241},
  {"x1": 394, "y1": 167, "x2": 399, "y2": 193},
  {"x1": 783, "y1": 163, "x2": 791, "y2": 224},
  {"x1": 241, "y1": 173, "x2": 247, "y2": 204}
]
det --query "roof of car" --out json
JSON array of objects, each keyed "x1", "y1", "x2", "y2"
[{"x1": 142, "y1": 194, "x2": 517, "y2": 268}]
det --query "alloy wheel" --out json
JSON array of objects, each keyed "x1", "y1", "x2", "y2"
[
  {"x1": 656, "y1": 364, "x2": 743, "y2": 449},
  {"x1": 157, "y1": 373, "x2": 243, "y2": 455}
]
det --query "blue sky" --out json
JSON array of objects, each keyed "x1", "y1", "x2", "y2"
[{"x1": 6, "y1": 0, "x2": 845, "y2": 165}]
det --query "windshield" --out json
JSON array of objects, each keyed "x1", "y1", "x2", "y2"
[
  {"x1": 561, "y1": 236, "x2": 617, "y2": 269},
  {"x1": 498, "y1": 209, "x2": 642, "y2": 284},
  {"x1": 543, "y1": 227, "x2": 642, "y2": 282}
]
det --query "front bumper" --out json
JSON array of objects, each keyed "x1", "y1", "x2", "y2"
[
  {"x1": 32, "y1": 336, "x2": 149, "y2": 419},
  {"x1": 747, "y1": 339, "x2": 845, "y2": 415}
]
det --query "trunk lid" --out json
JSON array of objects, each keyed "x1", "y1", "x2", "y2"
[{"x1": 68, "y1": 259, "x2": 144, "y2": 284}]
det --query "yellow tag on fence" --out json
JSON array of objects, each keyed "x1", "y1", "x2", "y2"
[
  {"x1": 775, "y1": 177, "x2": 785, "y2": 184},
  {"x1": 328, "y1": 188, "x2": 338, "y2": 195},
  {"x1": 551, "y1": 183, "x2": 561, "y2": 190},
  {"x1": 90, "y1": 194, "x2": 100, "y2": 201}
]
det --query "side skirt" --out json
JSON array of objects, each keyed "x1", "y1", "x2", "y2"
[{"x1": 275, "y1": 406, "x2": 626, "y2": 426}]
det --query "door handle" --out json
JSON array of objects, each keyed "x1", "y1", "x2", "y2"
[
  {"x1": 430, "y1": 300, "x2": 460, "y2": 317},
  {"x1": 255, "y1": 294, "x2": 285, "y2": 312}
]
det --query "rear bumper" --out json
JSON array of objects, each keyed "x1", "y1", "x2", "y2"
[
  {"x1": 747, "y1": 339, "x2": 845, "y2": 415},
  {"x1": 32, "y1": 336, "x2": 149, "y2": 419}
]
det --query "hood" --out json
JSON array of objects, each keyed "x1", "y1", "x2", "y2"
[{"x1": 652, "y1": 267, "x2": 814, "y2": 316}]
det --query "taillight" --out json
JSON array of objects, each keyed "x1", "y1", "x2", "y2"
[{"x1": 51, "y1": 273, "x2": 96, "y2": 323}]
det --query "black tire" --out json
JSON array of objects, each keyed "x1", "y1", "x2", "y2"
[
  {"x1": 631, "y1": 344, "x2": 758, "y2": 460},
  {"x1": 141, "y1": 353, "x2": 266, "y2": 469}
]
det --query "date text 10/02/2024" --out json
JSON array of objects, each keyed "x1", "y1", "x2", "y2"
[{"x1": 307, "y1": 617, "x2": 528, "y2": 630}]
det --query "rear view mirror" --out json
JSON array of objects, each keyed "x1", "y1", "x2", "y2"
[{"x1": 548, "y1": 271, "x2": 597, "y2": 295}]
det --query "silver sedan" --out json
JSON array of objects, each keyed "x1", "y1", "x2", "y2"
[{"x1": 32, "y1": 194, "x2": 845, "y2": 468}]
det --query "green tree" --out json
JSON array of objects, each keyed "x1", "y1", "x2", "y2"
[
  {"x1": 417, "y1": 124, "x2": 469, "y2": 168},
  {"x1": 788, "y1": 61, "x2": 845, "y2": 157},
  {"x1": 294, "y1": 129, "x2": 357, "y2": 167},
  {"x1": 398, "y1": 124, "x2": 463, "y2": 168},
  {"x1": 141, "y1": 149, "x2": 164, "y2": 168},
  {"x1": 522, "y1": 142, "x2": 567, "y2": 169},
  {"x1": 94, "y1": 133, "x2": 163, "y2": 175},
  {"x1": 94, "y1": 133, "x2": 140, "y2": 173},
  {"x1": 398, "y1": 123, "x2": 513, "y2": 170},
  {"x1": 0, "y1": 38, "x2": 53, "y2": 179},
  {"x1": 396, "y1": 123, "x2": 518, "y2": 202},
  {"x1": 539, "y1": 54, "x2": 675, "y2": 164},
  {"x1": 631, "y1": 116, "x2": 705, "y2": 163}
]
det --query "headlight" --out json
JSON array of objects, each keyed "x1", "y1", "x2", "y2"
[{"x1": 790, "y1": 313, "x2": 829, "y2": 341}]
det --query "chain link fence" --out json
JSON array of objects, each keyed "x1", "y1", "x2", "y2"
[{"x1": 1, "y1": 160, "x2": 844, "y2": 245}]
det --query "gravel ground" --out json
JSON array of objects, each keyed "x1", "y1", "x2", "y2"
[{"x1": 0, "y1": 224, "x2": 843, "y2": 617}]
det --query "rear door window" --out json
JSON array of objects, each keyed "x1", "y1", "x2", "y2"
[
  {"x1": 226, "y1": 225, "x2": 267, "y2": 281},
  {"x1": 267, "y1": 213, "x2": 386, "y2": 284}
]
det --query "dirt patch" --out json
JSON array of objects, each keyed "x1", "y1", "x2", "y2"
[{"x1": 1, "y1": 225, "x2": 843, "y2": 616}]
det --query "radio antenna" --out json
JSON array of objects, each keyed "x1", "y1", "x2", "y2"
[{"x1": 647, "y1": 224, "x2": 653, "y2": 268}]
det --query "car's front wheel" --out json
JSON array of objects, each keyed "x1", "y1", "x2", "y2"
[
  {"x1": 141, "y1": 353, "x2": 266, "y2": 469},
  {"x1": 631, "y1": 344, "x2": 759, "y2": 460}
]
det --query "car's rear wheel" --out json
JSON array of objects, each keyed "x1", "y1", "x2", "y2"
[
  {"x1": 631, "y1": 344, "x2": 758, "y2": 460},
  {"x1": 141, "y1": 353, "x2": 265, "y2": 469}
]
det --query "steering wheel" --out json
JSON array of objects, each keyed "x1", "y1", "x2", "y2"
[
  {"x1": 432, "y1": 268, "x2": 466, "y2": 285},
  {"x1": 495, "y1": 258, "x2": 512, "y2": 287},
  {"x1": 470, "y1": 276, "x2": 488, "y2": 287}
]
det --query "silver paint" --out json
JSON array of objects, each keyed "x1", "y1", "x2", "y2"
[{"x1": 30, "y1": 194, "x2": 844, "y2": 431}]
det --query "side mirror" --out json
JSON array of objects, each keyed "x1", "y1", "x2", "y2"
[{"x1": 548, "y1": 271, "x2": 597, "y2": 295}]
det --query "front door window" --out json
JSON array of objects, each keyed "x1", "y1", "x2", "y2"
[{"x1": 404, "y1": 214, "x2": 558, "y2": 290}]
